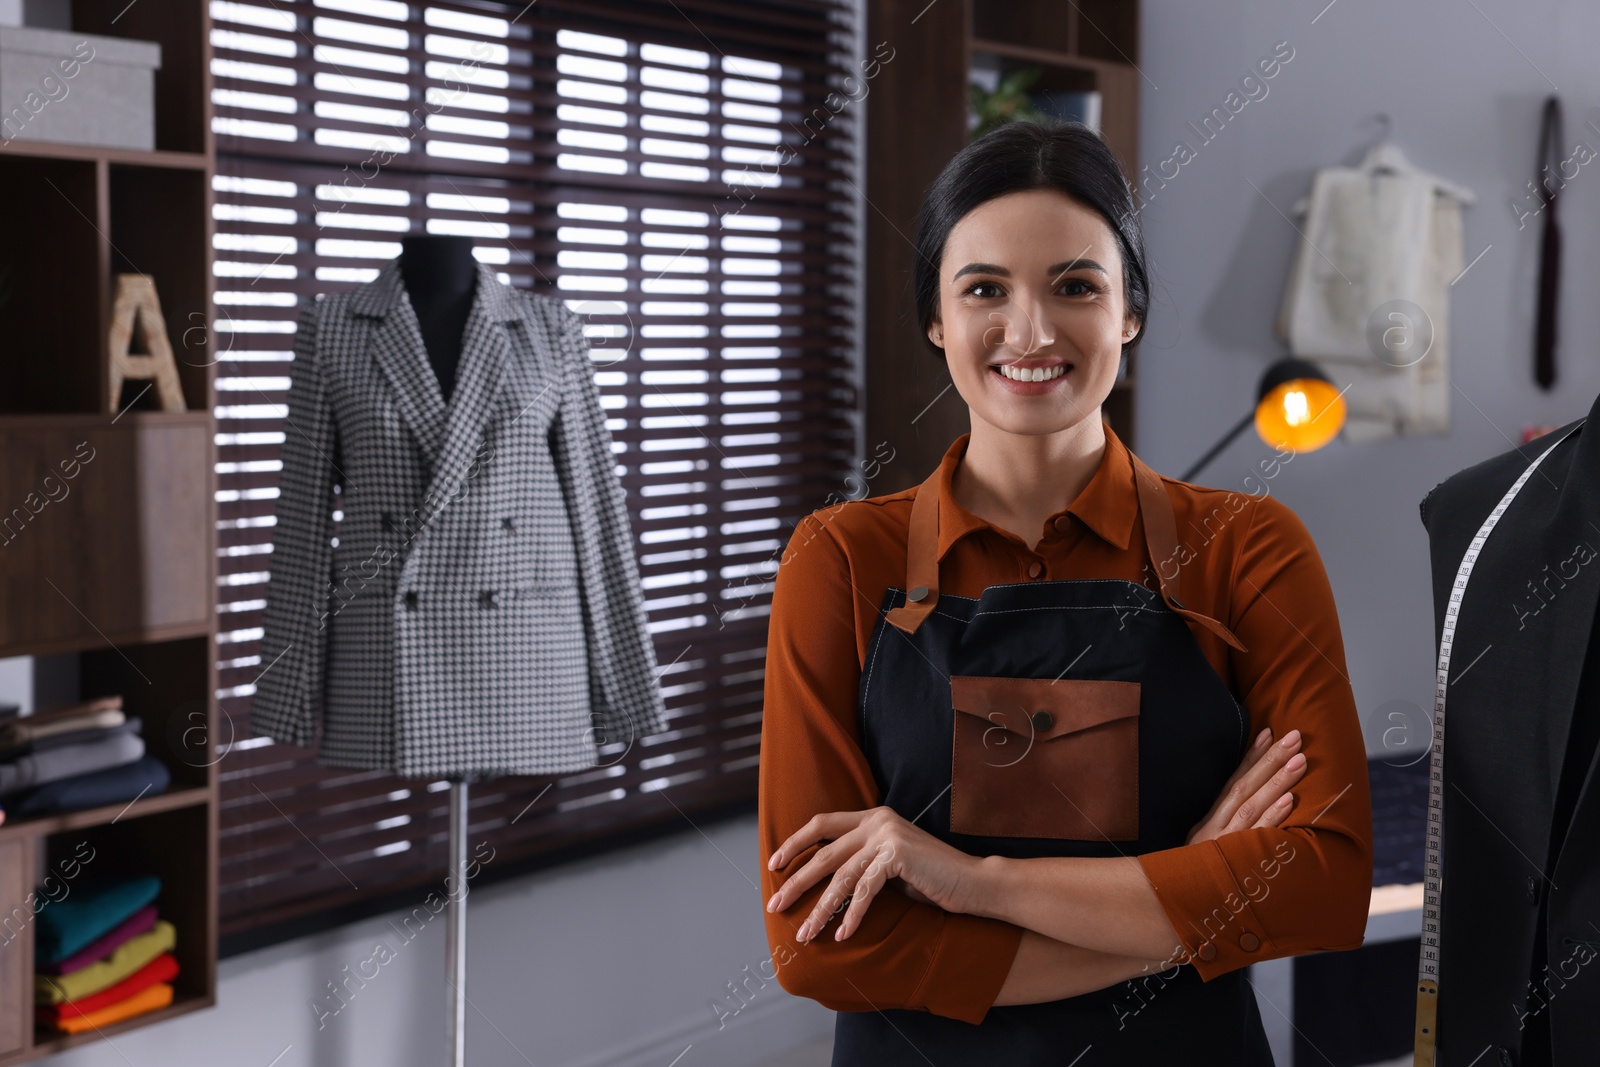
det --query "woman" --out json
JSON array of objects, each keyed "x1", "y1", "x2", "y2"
[{"x1": 757, "y1": 121, "x2": 1373, "y2": 1064}]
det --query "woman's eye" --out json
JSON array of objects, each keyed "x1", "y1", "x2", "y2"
[
  {"x1": 963, "y1": 282, "x2": 1001, "y2": 298},
  {"x1": 1059, "y1": 278, "x2": 1101, "y2": 297}
]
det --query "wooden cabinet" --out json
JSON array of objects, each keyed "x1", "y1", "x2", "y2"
[
  {"x1": 0, "y1": 1, "x2": 218, "y2": 1061},
  {"x1": 864, "y1": 0, "x2": 1143, "y2": 486}
]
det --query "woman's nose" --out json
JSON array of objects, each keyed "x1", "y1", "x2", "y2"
[{"x1": 1002, "y1": 293, "x2": 1057, "y2": 354}]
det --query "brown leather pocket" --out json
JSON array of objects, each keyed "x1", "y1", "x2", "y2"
[{"x1": 949, "y1": 676, "x2": 1140, "y2": 840}]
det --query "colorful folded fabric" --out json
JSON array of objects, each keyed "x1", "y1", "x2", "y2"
[
  {"x1": 47, "y1": 981, "x2": 174, "y2": 1034},
  {"x1": 40, "y1": 905, "x2": 159, "y2": 976},
  {"x1": 10, "y1": 756, "x2": 170, "y2": 817},
  {"x1": 36, "y1": 921, "x2": 175, "y2": 1005},
  {"x1": 35, "y1": 953, "x2": 179, "y2": 1024},
  {"x1": 34, "y1": 876, "x2": 161, "y2": 967},
  {"x1": 0, "y1": 729, "x2": 145, "y2": 795},
  {"x1": 0, "y1": 719, "x2": 142, "y2": 764}
]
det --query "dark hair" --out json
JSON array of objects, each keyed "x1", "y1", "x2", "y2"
[{"x1": 911, "y1": 120, "x2": 1149, "y2": 358}]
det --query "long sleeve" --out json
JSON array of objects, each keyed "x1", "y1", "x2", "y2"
[
  {"x1": 1136, "y1": 493, "x2": 1373, "y2": 980},
  {"x1": 548, "y1": 303, "x2": 667, "y2": 748},
  {"x1": 759, "y1": 513, "x2": 1024, "y2": 1025},
  {"x1": 252, "y1": 299, "x2": 338, "y2": 749}
]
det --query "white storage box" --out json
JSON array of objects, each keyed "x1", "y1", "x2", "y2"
[{"x1": 0, "y1": 26, "x2": 161, "y2": 150}]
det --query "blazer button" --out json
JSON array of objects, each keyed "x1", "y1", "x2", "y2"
[
  {"x1": 1026, "y1": 561, "x2": 1043, "y2": 579},
  {"x1": 479, "y1": 590, "x2": 502, "y2": 609},
  {"x1": 1240, "y1": 932, "x2": 1260, "y2": 952},
  {"x1": 1196, "y1": 942, "x2": 1217, "y2": 962},
  {"x1": 1030, "y1": 709, "x2": 1054, "y2": 733},
  {"x1": 404, "y1": 591, "x2": 418, "y2": 611},
  {"x1": 502, "y1": 516, "x2": 517, "y2": 532}
]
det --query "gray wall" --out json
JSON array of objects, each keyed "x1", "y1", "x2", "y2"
[
  {"x1": 1135, "y1": 0, "x2": 1600, "y2": 758},
  {"x1": 21, "y1": 1, "x2": 1600, "y2": 1063}
]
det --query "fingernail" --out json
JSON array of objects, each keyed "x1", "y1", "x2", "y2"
[
  {"x1": 767, "y1": 854, "x2": 778, "y2": 870},
  {"x1": 1276, "y1": 794, "x2": 1293, "y2": 807},
  {"x1": 1279, "y1": 729, "x2": 1301, "y2": 749},
  {"x1": 1255, "y1": 728, "x2": 1270, "y2": 748},
  {"x1": 834, "y1": 925, "x2": 846, "y2": 941},
  {"x1": 1286, "y1": 752, "x2": 1305, "y2": 770},
  {"x1": 797, "y1": 921, "x2": 811, "y2": 941},
  {"x1": 766, "y1": 893, "x2": 778, "y2": 912}
]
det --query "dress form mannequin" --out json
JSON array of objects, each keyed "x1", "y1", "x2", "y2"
[
  {"x1": 397, "y1": 233, "x2": 477, "y2": 1067},
  {"x1": 397, "y1": 234, "x2": 477, "y2": 402}
]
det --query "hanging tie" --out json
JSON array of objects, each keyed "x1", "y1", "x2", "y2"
[{"x1": 1534, "y1": 95, "x2": 1562, "y2": 391}]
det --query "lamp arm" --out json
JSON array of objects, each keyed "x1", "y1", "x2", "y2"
[{"x1": 1179, "y1": 409, "x2": 1256, "y2": 483}]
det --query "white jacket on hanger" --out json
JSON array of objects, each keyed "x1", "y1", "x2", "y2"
[{"x1": 1275, "y1": 141, "x2": 1474, "y2": 442}]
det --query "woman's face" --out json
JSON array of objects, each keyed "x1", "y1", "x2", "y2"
[{"x1": 929, "y1": 187, "x2": 1139, "y2": 438}]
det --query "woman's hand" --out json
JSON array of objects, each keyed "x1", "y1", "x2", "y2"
[
  {"x1": 765, "y1": 806, "x2": 978, "y2": 943},
  {"x1": 1185, "y1": 726, "x2": 1306, "y2": 845}
]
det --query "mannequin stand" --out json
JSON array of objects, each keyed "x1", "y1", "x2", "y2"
[{"x1": 445, "y1": 779, "x2": 468, "y2": 1067}]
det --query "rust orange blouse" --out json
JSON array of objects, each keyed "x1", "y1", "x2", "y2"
[{"x1": 757, "y1": 425, "x2": 1373, "y2": 1026}]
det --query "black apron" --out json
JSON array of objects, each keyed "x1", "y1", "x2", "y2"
[{"x1": 833, "y1": 447, "x2": 1276, "y2": 1066}]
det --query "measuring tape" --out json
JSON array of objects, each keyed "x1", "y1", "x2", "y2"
[{"x1": 1413, "y1": 421, "x2": 1583, "y2": 1066}]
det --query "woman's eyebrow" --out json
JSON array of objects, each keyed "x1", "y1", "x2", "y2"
[{"x1": 951, "y1": 259, "x2": 1108, "y2": 281}]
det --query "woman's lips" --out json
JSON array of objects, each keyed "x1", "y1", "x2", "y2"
[{"x1": 988, "y1": 361, "x2": 1073, "y2": 394}]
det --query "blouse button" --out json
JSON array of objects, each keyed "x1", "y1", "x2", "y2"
[
  {"x1": 1052, "y1": 516, "x2": 1071, "y2": 532},
  {"x1": 1239, "y1": 932, "x2": 1260, "y2": 952},
  {"x1": 1027, "y1": 561, "x2": 1043, "y2": 579}
]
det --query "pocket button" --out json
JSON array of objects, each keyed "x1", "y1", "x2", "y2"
[
  {"x1": 1030, "y1": 709, "x2": 1054, "y2": 733},
  {"x1": 1240, "y1": 932, "x2": 1260, "y2": 952},
  {"x1": 1197, "y1": 942, "x2": 1217, "y2": 962}
]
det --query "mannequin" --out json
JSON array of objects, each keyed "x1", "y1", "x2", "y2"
[
  {"x1": 397, "y1": 234, "x2": 477, "y2": 402},
  {"x1": 398, "y1": 233, "x2": 478, "y2": 1067},
  {"x1": 257, "y1": 230, "x2": 669, "y2": 1063}
]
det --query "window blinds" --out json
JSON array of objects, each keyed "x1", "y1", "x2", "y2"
[{"x1": 208, "y1": 0, "x2": 859, "y2": 938}]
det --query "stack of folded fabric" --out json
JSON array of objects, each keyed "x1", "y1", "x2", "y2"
[
  {"x1": 33, "y1": 875, "x2": 179, "y2": 1034},
  {"x1": 0, "y1": 697, "x2": 170, "y2": 817}
]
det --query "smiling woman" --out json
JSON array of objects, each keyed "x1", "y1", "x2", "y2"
[{"x1": 757, "y1": 120, "x2": 1373, "y2": 1066}]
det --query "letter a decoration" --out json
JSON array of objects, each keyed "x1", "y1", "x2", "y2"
[{"x1": 106, "y1": 274, "x2": 187, "y2": 412}]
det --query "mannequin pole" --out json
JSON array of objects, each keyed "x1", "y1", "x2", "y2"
[{"x1": 445, "y1": 780, "x2": 468, "y2": 1067}]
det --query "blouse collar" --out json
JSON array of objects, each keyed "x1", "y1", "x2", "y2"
[{"x1": 931, "y1": 423, "x2": 1140, "y2": 562}]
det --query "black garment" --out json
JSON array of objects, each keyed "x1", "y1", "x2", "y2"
[
  {"x1": 834, "y1": 464, "x2": 1274, "y2": 1065},
  {"x1": 1521, "y1": 593, "x2": 1600, "y2": 1066},
  {"x1": 1419, "y1": 399, "x2": 1600, "y2": 1065}
]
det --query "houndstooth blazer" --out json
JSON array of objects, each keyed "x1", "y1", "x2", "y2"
[{"x1": 251, "y1": 259, "x2": 667, "y2": 779}]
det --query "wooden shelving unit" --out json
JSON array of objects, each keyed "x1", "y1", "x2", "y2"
[
  {"x1": 865, "y1": 0, "x2": 1143, "y2": 487},
  {"x1": 0, "y1": 1, "x2": 217, "y2": 1061}
]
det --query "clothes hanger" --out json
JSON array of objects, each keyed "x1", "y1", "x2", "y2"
[{"x1": 1356, "y1": 113, "x2": 1477, "y2": 203}]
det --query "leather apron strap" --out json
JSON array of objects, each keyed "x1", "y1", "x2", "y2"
[{"x1": 885, "y1": 441, "x2": 1248, "y2": 653}]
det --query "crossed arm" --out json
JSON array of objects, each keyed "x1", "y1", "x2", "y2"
[{"x1": 764, "y1": 724, "x2": 1308, "y2": 1006}]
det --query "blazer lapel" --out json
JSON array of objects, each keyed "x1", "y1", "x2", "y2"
[
  {"x1": 352, "y1": 260, "x2": 449, "y2": 468},
  {"x1": 420, "y1": 262, "x2": 518, "y2": 513}
]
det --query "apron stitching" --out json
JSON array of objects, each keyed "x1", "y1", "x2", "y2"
[
  {"x1": 972, "y1": 606, "x2": 1165, "y2": 617},
  {"x1": 859, "y1": 602, "x2": 895, "y2": 736}
]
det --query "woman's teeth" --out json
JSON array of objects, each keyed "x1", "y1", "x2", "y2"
[{"x1": 994, "y1": 363, "x2": 1067, "y2": 382}]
